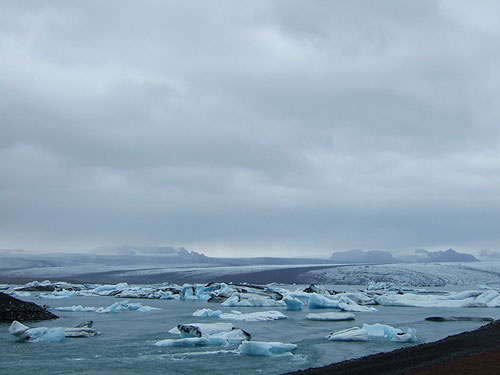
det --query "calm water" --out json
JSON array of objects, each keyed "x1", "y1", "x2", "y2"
[{"x1": 2, "y1": 286, "x2": 500, "y2": 375}]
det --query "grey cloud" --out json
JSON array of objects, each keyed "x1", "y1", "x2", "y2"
[{"x1": 1, "y1": 1, "x2": 500, "y2": 256}]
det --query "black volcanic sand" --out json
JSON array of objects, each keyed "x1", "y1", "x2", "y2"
[
  {"x1": 285, "y1": 320, "x2": 500, "y2": 375},
  {"x1": 0, "y1": 292, "x2": 58, "y2": 323}
]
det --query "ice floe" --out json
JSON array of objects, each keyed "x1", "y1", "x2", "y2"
[
  {"x1": 156, "y1": 329, "x2": 251, "y2": 347},
  {"x1": 219, "y1": 310, "x2": 287, "y2": 322},
  {"x1": 238, "y1": 341, "x2": 297, "y2": 356},
  {"x1": 307, "y1": 293, "x2": 376, "y2": 312},
  {"x1": 306, "y1": 312, "x2": 355, "y2": 321},
  {"x1": 9, "y1": 320, "x2": 101, "y2": 342},
  {"x1": 221, "y1": 293, "x2": 285, "y2": 307},
  {"x1": 283, "y1": 297, "x2": 303, "y2": 311},
  {"x1": 192, "y1": 308, "x2": 222, "y2": 318},
  {"x1": 375, "y1": 289, "x2": 500, "y2": 308},
  {"x1": 326, "y1": 323, "x2": 417, "y2": 343},
  {"x1": 51, "y1": 300, "x2": 160, "y2": 314},
  {"x1": 169, "y1": 322, "x2": 235, "y2": 337}
]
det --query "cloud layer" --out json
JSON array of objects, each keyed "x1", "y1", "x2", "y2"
[{"x1": 1, "y1": 1, "x2": 500, "y2": 256}]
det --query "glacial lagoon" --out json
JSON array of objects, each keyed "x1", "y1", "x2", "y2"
[{"x1": 2, "y1": 285, "x2": 500, "y2": 374}]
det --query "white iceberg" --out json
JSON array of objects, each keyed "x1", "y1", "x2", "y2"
[
  {"x1": 283, "y1": 297, "x2": 303, "y2": 311},
  {"x1": 326, "y1": 327, "x2": 369, "y2": 341},
  {"x1": 238, "y1": 341, "x2": 297, "y2": 356},
  {"x1": 306, "y1": 312, "x2": 355, "y2": 321},
  {"x1": 338, "y1": 296, "x2": 377, "y2": 312},
  {"x1": 192, "y1": 308, "x2": 222, "y2": 318},
  {"x1": 38, "y1": 290, "x2": 76, "y2": 299},
  {"x1": 52, "y1": 305, "x2": 98, "y2": 312},
  {"x1": 221, "y1": 293, "x2": 285, "y2": 307},
  {"x1": 156, "y1": 328, "x2": 250, "y2": 347},
  {"x1": 308, "y1": 294, "x2": 339, "y2": 309},
  {"x1": 169, "y1": 322, "x2": 235, "y2": 337},
  {"x1": 9, "y1": 320, "x2": 100, "y2": 342},
  {"x1": 375, "y1": 292, "x2": 477, "y2": 308},
  {"x1": 52, "y1": 301, "x2": 160, "y2": 314},
  {"x1": 13, "y1": 291, "x2": 31, "y2": 298},
  {"x1": 326, "y1": 323, "x2": 417, "y2": 343},
  {"x1": 219, "y1": 310, "x2": 287, "y2": 322}
]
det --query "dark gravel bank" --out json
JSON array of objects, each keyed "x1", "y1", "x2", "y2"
[
  {"x1": 0, "y1": 292, "x2": 58, "y2": 323},
  {"x1": 285, "y1": 320, "x2": 500, "y2": 375}
]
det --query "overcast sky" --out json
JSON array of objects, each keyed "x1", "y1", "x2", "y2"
[{"x1": 1, "y1": 1, "x2": 500, "y2": 257}]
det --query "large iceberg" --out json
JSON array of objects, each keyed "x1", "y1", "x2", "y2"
[
  {"x1": 325, "y1": 327, "x2": 369, "y2": 341},
  {"x1": 156, "y1": 328, "x2": 250, "y2": 347},
  {"x1": 9, "y1": 320, "x2": 101, "y2": 342},
  {"x1": 374, "y1": 291, "x2": 492, "y2": 308},
  {"x1": 221, "y1": 293, "x2": 285, "y2": 307},
  {"x1": 52, "y1": 301, "x2": 160, "y2": 314},
  {"x1": 238, "y1": 341, "x2": 297, "y2": 356},
  {"x1": 326, "y1": 323, "x2": 417, "y2": 343},
  {"x1": 192, "y1": 308, "x2": 222, "y2": 318},
  {"x1": 283, "y1": 297, "x2": 303, "y2": 311},
  {"x1": 219, "y1": 310, "x2": 287, "y2": 322},
  {"x1": 169, "y1": 322, "x2": 235, "y2": 337},
  {"x1": 308, "y1": 294, "x2": 340, "y2": 309}
]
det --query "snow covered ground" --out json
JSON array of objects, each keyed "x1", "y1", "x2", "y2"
[
  {"x1": 2, "y1": 261, "x2": 500, "y2": 287},
  {"x1": 301, "y1": 262, "x2": 500, "y2": 287}
]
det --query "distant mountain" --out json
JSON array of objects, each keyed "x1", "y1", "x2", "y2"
[
  {"x1": 413, "y1": 248, "x2": 478, "y2": 262},
  {"x1": 329, "y1": 249, "x2": 398, "y2": 264},
  {"x1": 90, "y1": 245, "x2": 207, "y2": 260}
]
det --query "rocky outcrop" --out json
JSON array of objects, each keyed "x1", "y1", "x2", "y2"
[{"x1": 0, "y1": 292, "x2": 58, "y2": 323}]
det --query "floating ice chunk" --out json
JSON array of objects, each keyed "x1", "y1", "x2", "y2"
[
  {"x1": 474, "y1": 290, "x2": 500, "y2": 305},
  {"x1": 126, "y1": 303, "x2": 160, "y2": 312},
  {"x1": 156, "y1": 328, "x2": 250, "y2": 347},
  {"x1": 219, "y1": 311, "x2": 287, "y2": 322},
  {"x1": 9, "y1": 321, "x2": 30, "y2": 337},
  {"x1": 155, "y1": 337, "x2": 210, "y2": 347},
  {"x1": 391, "y1": 329, "x2": 417, "y2": 343},
  {"x1": 210, "y1": 328, "x2": 251, "y2": 344},
  {"x1": 362, "y1": 323, "x2": 402, "y2": 339},
  {"x1": 93, "y1": 284, "x2": 118, "y2": 293},
  {"x1": 9, "y1": 321, "x2": 65, "y2": 343},
  {"x1": 25, "y1": 327, "x2": 66, "y2": 342},
  {"x1": 326, "y1": 324, "x2": 417, "y2": 342},
  {"x1": 38, "y1": 290, "x2": 76, "y2": 299},
  {"x1": 287, "y1": 291, "x2": 311, "y2": 305},
  {"x1": 238, "y1": 341, "x2": 297, "y2": 356},
  {"x1": 283, "y1": 297, "x2": 303, "y2": 311},
  {"x1": 486, "y1": 295, "x2": 500, "y2": 307},
  {"x1": 306, "y1": 312, "x2": 355, "y2": 321},
  {"x1": 180, "y1": 284, "x2": 197, "y2": 301},
  {"x1": 13, "y1": 291, "x2": 32, "y2": 297},
  {"x1": 447, "y1": 290, "x2": 483, "y2": 300},
  {"x1": 308, "y1": 294, "x2": 339, "y2": 309},
  {"x1": 375, "y1": 293, "x2": 477, "y2": 308},
  {"x1": 54, "y1": 301, "x2": 159, "y2": 314},
  {"x1": 169, "y1": 323, "x2": 234, "y2": 337},
  {"x1": 221, "y1": 293, "x2": 285, "y2": 307},
  {"x1": 52, "y1": 305, "x2": 98, "y2": 312},
  {"x1": 159, "y1": 291, "x2": 179, "y2": 300},
  {"x1": 9, "y1": 320, "x2": 101, "y2": 341},
  {"x1": 326, "y1": 327, "x2": 369, "y2": 341},
  {"x1": 338, "y1": 296, "x2": 377, "y2": 312},
  {"x1": 193, "y1": 308, "x2": 222, "y2": 318}
]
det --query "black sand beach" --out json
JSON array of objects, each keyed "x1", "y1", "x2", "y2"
[{"x1": 0, "y1": 292, "x2": 58, "y2": 323}]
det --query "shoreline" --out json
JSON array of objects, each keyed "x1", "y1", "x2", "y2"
[{"x1": 285, "y1": 320, "x2": 500, "y2": 375}]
